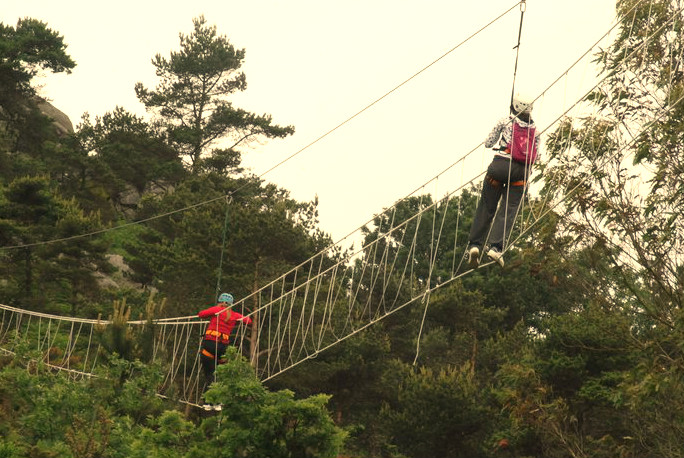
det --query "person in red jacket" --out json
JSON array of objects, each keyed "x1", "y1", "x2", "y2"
[{"x1": 198, "y1": 292, "x2": 252, "y2": 404}]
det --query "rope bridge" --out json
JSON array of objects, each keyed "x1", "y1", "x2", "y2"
[{"x1": 1, "y1": 0, "x2": 679, "y2": 407}]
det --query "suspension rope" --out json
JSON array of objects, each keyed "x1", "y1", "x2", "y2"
[
  {"x1": 215, "y1": 196, "x2": 232, "y2": 298},
  {"x1": 247, "y1": 0, "x2": 676, "y2": 381},
  {"x1": 3, "y1": 72, "x2": 679, "y2": 394},
  {"x1": 2, "y1": 0, "x2": 674, "y2": 405},
  {"x1": 510, "y1": 0, "x2": 527, "y2": 105},
  {"x1": 0, "y1": 1, "x2": 522, "y2": 253}
]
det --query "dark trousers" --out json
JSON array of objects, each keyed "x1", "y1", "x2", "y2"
[
  {"x1": 469, "y1": 156, "x2": 529, "y2": 250},
  {"x1": 199, "y1": 339, "x2": 228, "y2": 394}
]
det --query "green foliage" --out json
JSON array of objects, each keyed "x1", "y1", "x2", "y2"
[
  {"x1": 121, "y1": 411, "x2": 196, "y2": 458},
  {"x1": 96, "y1": 294, "x2": 167, "y2": 368},
  {"x1": 619, "y1": 360, "x2": 684, "y2": 457},
  {"x1": 0, "y1": 361, "x2": 112, "y2": 458},
  {"x1": 532, "y1": 2, "x2": 684, "y2": 455},
  {"x1": 135, "y1": 15, "x2": 294, "y2": 171},
  {"x1": 0, "y1": 18, "x2": 74, "y2": 89},
  {"x1": 0, "y1": 14, "x2": 343, "y2": 458},
  {"x1": 197, "y1": 347, "x2": 345, "y2": 458},
  {"x1": 4, "y1": 8, "x2": 684, "y2": 458},
  {"x1": 0, "y1": 175, "x2": 108, "y2": 310},
  {"x1": 0, "y1": 18, "x2": 75, "y2": 167},
  {"x1": 75, "y1": 107, "x2": 186, "y2": 214},
  {"x1": 0, "y1": 347, "x2": 344, "y2": 458},
  {"x1": 0, "y1": 439, "x2": 22, "y2": 458},
  {"x1": 127, "y1": 175, "x2": 326, "y2": 314},
  {"x1": 380, "y1": 361, "x2": 492, "y2": 458}
]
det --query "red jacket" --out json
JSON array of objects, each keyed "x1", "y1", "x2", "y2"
[{"x1": 198, "y1": 305, "x2": 252, "y2": 343}]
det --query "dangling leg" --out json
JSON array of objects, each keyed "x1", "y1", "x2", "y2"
[
  {"x1": 488, "y1": 182, "x2": 525, "y2": 266},
  {"x1": 199, "y1": 340, "x2": 220, "y2": 409},
  {"x1": 484, "y1": 157, "x2": 527, "y2": 267},
  {"x1": 468, "y1": 173, "x2": 504, "y2": 267},
  {"x1": 209, "y1": 342, "x2": 227, "y2": 411}
]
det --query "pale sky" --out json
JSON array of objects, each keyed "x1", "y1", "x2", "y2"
[{"x1": 2, "y1": 1, "x2": 617, "y2": 243}]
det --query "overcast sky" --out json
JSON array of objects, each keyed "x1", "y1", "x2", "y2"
[{"x1": 2, "y1": 1, "x2": 617, "y2": 242}]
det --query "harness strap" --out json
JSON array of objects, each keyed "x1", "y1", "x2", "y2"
[
  {"x1": 205, "y1": 329, "x2": 230, "y2": 342},
  {"x1": 486, "y1": 175, "x2": 500, "y2": 187},
  {"x1": 201, "y1": 348, "x2": 215, "y2": 358},
  {"x1": 201, "y1": 348, "x2": 226, "y2": 364},
  {"x1": 486, "y1": 175, "x2": 526, "y2": 188}
]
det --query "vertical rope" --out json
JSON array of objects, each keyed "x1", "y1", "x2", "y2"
[
  {"x1": 1, "y1": 0, "x2": 674, "y2": 399},
  {"x1": 510, "y1": 0, "x2": 527, "y2": 105},
  {"x1": 413, "y1": 291, "x2": 431, "y2": 366},
  {"x1": 215, "y1": 196, "x2": 232, "y2": 298},
  {"x1": 500, "y1": 1, "x2": 526, "y2": 256}
]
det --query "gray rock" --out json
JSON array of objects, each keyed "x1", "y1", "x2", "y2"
[{"x1": 36, "y1": 98, "x2": 74, "y2": 136}]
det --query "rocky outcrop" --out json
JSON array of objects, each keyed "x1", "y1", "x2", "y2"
[
  {"x1": 36, "y1": 98, "x2": 74, "y2": 136},
  {"x1": 0, "y1": 96, "x2": 74, "y2": 137},
  {"x1": 95, "y1": 254, "x2": 149, "y2": 290}
]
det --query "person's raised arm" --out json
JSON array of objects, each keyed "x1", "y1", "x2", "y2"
[{"x1": 198, "y1": 305, "x2": 222, "y2": 318}]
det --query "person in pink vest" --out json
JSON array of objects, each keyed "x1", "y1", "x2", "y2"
[
  {"x1": 198, "y1": 292, "x2": 252, "y2": 408},
  {"x1": 467, "y1": 93, "x2": 541, "y2": 268}
]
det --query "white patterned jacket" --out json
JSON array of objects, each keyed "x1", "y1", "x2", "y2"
[{"x1": 484, "y1": 116, "x2": 542, "y2": 159}]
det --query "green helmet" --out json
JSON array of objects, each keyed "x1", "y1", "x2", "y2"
[{"x1": 217, "y1": 293, "x2": 234, "y2": 304}]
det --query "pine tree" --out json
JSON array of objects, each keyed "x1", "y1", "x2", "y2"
[{"x1": 135, "y1": 16, "x2": 294, "y2": 172}]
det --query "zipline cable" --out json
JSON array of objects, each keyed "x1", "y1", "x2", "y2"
[
  {"x1": 0, "y1": 1, "x2": 523, "y2": 252},
  {"x1": 234, "y1": 0, "x2": 663, "y2": 326},
  {"x1": 254, "y1": 1, "x2": 523, "y2": 181}
]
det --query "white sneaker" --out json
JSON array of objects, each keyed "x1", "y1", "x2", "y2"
[
  {"x1": 487, "y1": 248, "x2": 504, "y2": 267},
  {"x1": 212, "y1": 404, "x2": 223, "y2": 411},
  {"x1": 202, "y1": 404, "x2": 213, "y2": 411},
  {"x1": 467, "y1": 246, "x2": 480, "y2": 268}
]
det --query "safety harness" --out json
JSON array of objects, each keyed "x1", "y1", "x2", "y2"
[
  {"x1": 489, "y1": 145, "x2": 528, "y2": 187},
  {"x1": 201, "y1": 348, "x2": 226, "y2": 364},
  {"x1": 204, "y1": 329, "x2": 231, "y2": 343},
  {"x1": 486, "y1": 175, "x2": 526, "y2": 188}
]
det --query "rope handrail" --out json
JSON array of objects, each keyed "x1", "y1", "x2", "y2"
[{"x1": 1, "y1": 0, "x2": 675, "y2": 405}]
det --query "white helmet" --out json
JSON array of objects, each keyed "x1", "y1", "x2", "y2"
[{"x1": 511, "y1": 93, "x2": 534, "y2": 114}]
